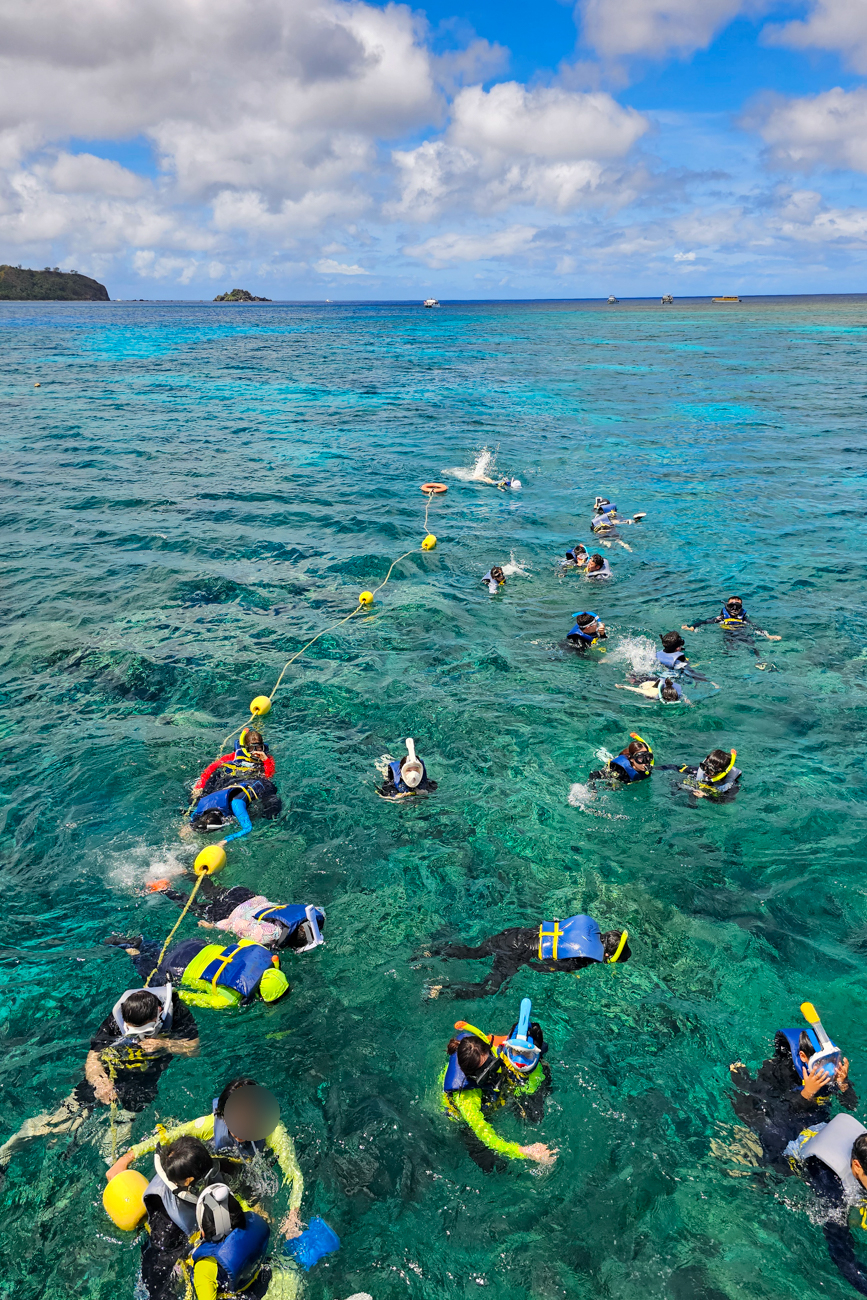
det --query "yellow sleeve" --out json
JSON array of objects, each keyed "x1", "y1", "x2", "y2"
[
  {"x1": 452, "y1": 1090, "x2": 527, "y2": 1160},
  {"x1": 193, "y1": 1257, "x2": 219, "y2": 1300},
  {"x1": 126, "y1": 1114, "x2": 215, "y2": 1161},
  {"x1": 266, "y1": 1122, "x2": 304, "y2": 1210},
  {"x1": 178, "y1": 988, "x2": 239, "y2": 1010}
]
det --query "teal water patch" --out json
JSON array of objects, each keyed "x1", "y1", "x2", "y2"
[{"x1": 0, "y1": 298, "x2": 867, "y2": 1299}]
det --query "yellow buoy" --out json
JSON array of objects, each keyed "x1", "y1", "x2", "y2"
[
  {"x1": 421, "y1": 534, "x2": 437, "y2": 550},
  {"x1": 103, "y1": 1170, "x2": 148, "y2": 1230},
  {"x1": 194, "y1": 844, "x2": 227, "y2": 876},
  {"x1": 34, "y1": 382, "x2": 41, "y2": 388},
  {"x1": 250, "y1": 695, "x2": 271, "y2": 717},
  {"x1": 359, "y1": 591, "x2": 374, "y2": 605}
]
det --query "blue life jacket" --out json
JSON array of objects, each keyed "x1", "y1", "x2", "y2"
[
  {"x1": 537, "y1": 915, "x2": 605, "y2": 962},
  {"x1": 442, "y1": 1031, "x2": 503, "y2": 1096},
  {"x1": 775, "y1": 1028, "x2": 822, "y2": 1083},
  {"x1": 568, "y1": 611, "x2": 600, "y2": 642},
  {"x1": 251, "y1": 903, "x2": 325, "y2": 943},
  {"x1": 211, "y1": 1097, "x2": 267, "y2": 1158},
  {"x1": 388, "y1": 758, "x2": 428, "y2": 794},
  {"x1": 191, "y1": 780, "x2": 267, "y2": 822},
  {"x1": 610, "y1": 754, "x2": 651, "y2": 782},
  {"x1": 195, "y1": 942, "x2": 277, "y2": 999},
  {"x1": 656, "y1": 648, "x2": 687, "y2": 670},
  {"x1": 657, "y1": 679, "x2": 684, "y2": 701},
  {"x1": 192, "y1": 1211, "x2": 269, "y2": 1291},
  {"x1": 719, "y1": 605, "x2": 748, "y2": 625}
]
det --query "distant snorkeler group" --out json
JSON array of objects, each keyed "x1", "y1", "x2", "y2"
[{"x1": 13, "y1": 462, "x2": 863, "y2": 1300}]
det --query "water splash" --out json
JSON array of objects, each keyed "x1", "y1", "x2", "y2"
[
  {"x1": 602, "y1": 633, "x2": 658, "y2": 676},
  {"x1": 107, "y1": 841, "x2": 191, "y2": 891},
  {"x1": 567, "y1": 782, "x2": 627, "y2": 819},
  {"x1": 501, "y1": 552, "x2": 529, "y2": 577},
  {"x1": 448, "y1": 446, "x2": 496, "y2": 481}
]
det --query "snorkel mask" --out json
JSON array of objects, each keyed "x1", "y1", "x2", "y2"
[
  {"x1": 800, "y1": 1001, "x2": 842, "y2": 1080},
  {"x1": 629, "y1": 732, "x2": 654, "y2": 769},
  {"x1": 698, "y1": 749, "x2": 737, "y2": 786},
  {"x1": 501, "y1": 998, "x2": 542, "y2": 1075},
  {"x1": 111, "y1": 985, "x2": 172, "y2": 1041},
  {"x1": 400, "y1": 737, "x2": 423, "y2": 789},
  {"x1": 294, "y1": 905, "x2": 325, "y2": 953}
]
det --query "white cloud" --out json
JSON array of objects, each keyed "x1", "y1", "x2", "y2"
[
  {"x1": 314, "y1": 257, "x2": 369, "y2": 274},
  {"x1": 674, "y1": 250, "x2": 696, "y2": 260},
  {"x1": 577, "y1": 0, "x2": 765, "y2": 60},
  {"x1": 765, "y1": 0, "x2": 867, "y2": 74},
  {"x1": 748, "y1": 87, "x2": 867, "y2": 172},
  {"x1": 404, "y1": 224, "x2": 539, "y2": 267},
  {"x1": 48, "y1": 152, "x2": 147, "y2": 198}
]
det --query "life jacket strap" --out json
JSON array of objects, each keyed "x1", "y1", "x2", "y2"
[{"x1": 538, "y1": 921, "x2": 561, "y2": 960}]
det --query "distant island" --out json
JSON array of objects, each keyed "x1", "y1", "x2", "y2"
[
  {"x1": 213, "y1": 288, "x2": 271, "y2": 302},
  {"x1": 0, "y1": 265, "x2": 109, "y2": 301}
]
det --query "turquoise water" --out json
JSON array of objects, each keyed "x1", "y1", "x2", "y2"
[{"x1": 1, "y1": 295, "x2": 867, "y2": 1300}]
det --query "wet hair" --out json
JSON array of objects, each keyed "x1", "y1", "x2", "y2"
[
  {"x1": 621, "y1": 740, "x2": 651, "y2": 762},
  {"x1": 490, "y1": 566, "x2": 505, "y2": 582},
  {"x1": 702, "y1": 749, "x2": 733, "y2": 778},
  {"x1": 660, "y1": 678, "x2": 680, "y2": 702},
  {"x1": 159, "y1": 1135, "x2": 213, "y2": 1184},
  {"x1": 191, "y1": 809, "x2": 228, "y2": 832},
  {"x1": 660, "y1": 631, "x2": 685, "y2": 652},
  {"x1": 284, "y1": 916, "x2": 326, "y2": 950},
  {"x1": 588, "y1": 554, "x2": 605, "y2": 569},
  {"x1": 215, "y1": 1077, "x2": 258, "y2": 1117},
  {"x1": 798, "y1": 1032, "x2": 817, "y2": 1060},
  {"x1": 120, "y1": 990, "x2": 162, "y2": 1026},
  {"x1": 575, "y1": 613, "x2": 597, "y2": 628},
  {"x1": 199, "y1": 1189, "x2": 246, "y2": 1242},
  {"x1": 602, "y1": 930, "x2": 632, "y2": 962},
  {"x1": 446, "y1": 1035, "x2": 491, "y2": 1078},
  {"x1": 242, "y1": 730, "x2": 264, "y2": 748},
  {"x1": 852, "y1": 1135, "x2": 867, "y2": 1169}
]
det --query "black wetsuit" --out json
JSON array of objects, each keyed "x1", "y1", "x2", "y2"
[
  {"x1": 163, "y1": 878, "x2": 257, "y2": 924},
  {"x1": 432, "y1": 927, "x2": 602, "y2": 997},
  {"x1": 730, "y1": 1052, "x2": 858, "y2": 1161},
  {"x1": 799, "y1": 1158, "x2": 867, "y2": 1296},
  {"x1": 689, "y1": 610, "x2": 770, "y2": 659},
  {"x1": 73, "y1": 1002, "x2": 199, "y2": 1114}
]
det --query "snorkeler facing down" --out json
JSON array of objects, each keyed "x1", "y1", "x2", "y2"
[
  {"x1": 188, "y1": 777, "x2": 281, "y2": 844},
  {"x1": 422, "y1": 914, "x2": 630, "y2": 998},
  {"x1": 108, "y1": 934, "x2": 290, "y2": 1008},
  {"x1": 148, "y1": 879, "x2": 326, "y2": 952},
  {"x1": 616, "y1": 678, "x2": 689, "y2": 703},
  {"x1": 783, "y1": 1116, "x2": 867, "y2": 1297}
]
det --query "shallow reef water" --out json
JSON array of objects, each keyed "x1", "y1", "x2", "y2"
[{"x1": 1, "y1": 295, "x2": 867, "y2": 1299}]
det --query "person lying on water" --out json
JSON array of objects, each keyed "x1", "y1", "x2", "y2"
[
  {"x1": 189, "y1": 777, "x2": 281, "y2": 844},
  {"x1": 585, "y1": 553, "x2": 611, "y2": 579},
  {"x1": 658, "y1": 747, "x2": 742, "y2": 800},
  {"x1": 377, "y1": 738, "x2": 438, "y2": 799},
  {"x1": 441, "y1": 1000, "x2": 556, "y2": 1172},
  {"x1": 616, "y1": 677, "x2": 690, "y2": 703},
  {"x1": 107, "y1": 1079, "x2": 304, "y2": 1238},
  {"x1": 107, "y1": 933, "x2": 290, "y2": 1008},
  {"x1": 148, "y1": 878, "x2": 325, "y2": 952},
  {"x1": 590, "y1": 498, "x2": 645, "y2": 542},
  {"x1": 587, "y1": 735, "x2": 654, "y2": 785},
  {"x1": 729, "y1": 1005, "x2": 857, "y2": 1161},
  {"x1": 495, "y1": 475, "x2": 521, "y2": 490},
  {"x1": 482, "y1": 565, "x2": 506, "y2": 594},
  {"x1": 421, "y1": 914, "x2": 630, "y2": 998},
  {"x1": 566, "y1": 611, "x2": 607, "y2": 648},
  {"x1": 191, "y1": 730, "x2": 275, "y2": 798},
  {"x1": 783, "y1": 1114, "x2": 867, "y2": 1297},
  {"x1": 652, "y1": 631, "x2": 715, "y2": 683},
  {"x1": 682, "y1": 595, "x2": 781, "y2": 661},
  {"x1": 0, "y1": 987, "x2": 199, "y2": 1172}
]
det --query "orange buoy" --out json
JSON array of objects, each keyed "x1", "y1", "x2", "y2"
[{"x1": 420, "y1": 483, "x2": 448, "y2": 494}]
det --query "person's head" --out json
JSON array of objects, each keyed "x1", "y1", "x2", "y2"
[
  {"x1": 447, "y1": 1033, "x2": 493, "y2": 1084},
  {"x1": 660, "y1": 631, "x2": 685, "y2": 652},
  {"x1": 216, "y1": 1077, "x2": 258, "y2": 1117},
  {"x1": 593, "y1": 497, "x2": 612, "y2": 512},
  {"x1": 797, "y1": 1031, "x2": 818, "y2": 1066},
  {"x1": 490, "y1": 566, "x2": 505, "y2": 584},
  {"x1": 159, "y1": 1136, "x2": 214, "y2": 1188},
  {"x1": 724, "y1": 596, "x2": 744, "y2": 615},
  {"x1": 259, "y1": 965, "x2": 289, "y2": 1003},
  {"x1": 197, "y1": 1184, "x2": 246, "y2": 1241},
  {"x1": 852, "y1": 1135, "x2": 867, "y2": 1189},
  {"x1": 191, "y1": 808, "x2": 228, "y2": 832},
  {"x1": 574, "y1": 544, "x2": 587, "y2": 555},
  {"x1": 621, "y1": 739, "x2": 652, "y2": 771},
  {"x1": 222, "y1": 1084, "x2": 280, "y2": 1142},
  {"x1": 587, "y1": 554, "x2": 605, "y2": 572},
  {"x1": 502, "y1": 1018, "x2": 546, "y2": 1073},
  {"x1": 659, "y1": 678, "x2": 680, "y2": 702},
  {"x1": 240, "y1": 728, "x2": 266, "y2": 755},
  {"x1": 602, "y1": 930, "x2": 631, "y2": 963},
  {"x1": 285, "y1": 913, "x2": 326, "y2": 950},
  {"x1": 120, "y1": 990, "x2": 163, "y2": 1029},
  {"x1": 702, "y1": 748, "x2": 734, "y2": 779},
  {"x1": 576, "y1": 613, "x2": 601, "y2": 634}
]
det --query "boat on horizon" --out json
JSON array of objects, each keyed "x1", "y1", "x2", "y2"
[
  {"x1": 607, "y1": 295, "x2": 618, "y2": 304},
  {"x1": 423, "y1": 298, "x2": 439, "y2": 308},
  {"x1": 712, "y1": 296, "x2": 740, "y2": 303}
]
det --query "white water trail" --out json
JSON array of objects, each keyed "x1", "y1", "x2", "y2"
[
  {"x1": 567, "y1": 782, "x2": 628, "y2": 819},
  {"x1": 107, "y1": 841, "x2": 191, "y2": 891},
  {"x1": 602, "y1": 633, "x2": 658, "y2": 676},
  {"x1": 501, "y1": 551, "x2": 529, "y2": 577},
  {"x1": 448, "y1": 447, "x2": 496, "y2": 482}
]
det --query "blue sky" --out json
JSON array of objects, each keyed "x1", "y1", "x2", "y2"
[{"x1": 2, "y1": 0, "x2": 867, "y2": 298}]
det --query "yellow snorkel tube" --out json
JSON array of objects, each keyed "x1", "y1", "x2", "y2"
[
  {"x1": 629, "y1": 732, "x2": 654, "y2": 768},
  {"x1": 607, "y1": 929, "x2": 629, "y2": 964},
  {"x1": 700, "y1": 748, "x2": 736, "y2": 790}
]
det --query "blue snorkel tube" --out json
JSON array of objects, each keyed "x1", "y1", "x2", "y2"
[{"x1": 502, "y1": 998, "x2": 542, "y2": 1074}]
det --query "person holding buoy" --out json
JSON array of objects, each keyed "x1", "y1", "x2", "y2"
[
  {"x1": 149, "y1": 878, "x2": 326, "y2": 953},
  {"x1": 107, "y1": 1080, "x2": 305, "y2": 1239},
  {"x1": 421, "y1": 914, "x2": 630, "y2": 998},
  {"x1": 566, "y1": 610, "x2": 607, "y2": 649},
  {"x1": 0, "y1": 986, "x2": 199, "y2": 1172},
  {"x1": 191, "y1": 730, "x2": 275, "y2": 799},
  {"x1": 377, "y1": 738, "x2": 438, "y2": 799},
  {"x1": 108, "y1": 933, "x2": 290, "y2": 1008},
  {"x1": 441, "y1": 999, "x2": 556, "y2": 1171}
]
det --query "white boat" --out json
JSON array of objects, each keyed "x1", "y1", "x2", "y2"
[
  {"x1": 423, "y1": 298, "x2": 439, "y2": 308},
  {"x1": 661, "y1": 294, "x2": 674, "y2": 305},
  {"x1": 607, "y1": 295, "x2": 618, "y2": 304}
]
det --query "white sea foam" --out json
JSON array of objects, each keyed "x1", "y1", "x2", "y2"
[
  {"x1": 567, "y1": 782, "x2": 628, "y2": 819},
  {"x1": 448, "y1": 447, "x2": 496, "y2": 481},
  {"x1": 501, "y1": 551, "x2": 529, "y2": 577},
  {"x1": 107, "y1": 840, "x2": 191, "y2": 891},
  {"x1": 602, "y1": 633, "x2": 658, "y2": 676}
]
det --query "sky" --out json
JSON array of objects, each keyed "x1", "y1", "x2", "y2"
[{"x1": 3, "y1": 0, "x2": 867, "y2": 299}]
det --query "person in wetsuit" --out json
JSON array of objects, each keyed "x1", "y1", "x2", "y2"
[
  {"x1": 191, "y1": 730, "x2": 275, "y2": 798},
  {"x1": 189, "y1": 778, "x2": 281, "y2": 844},
  {"x1": 566, "y1": 611, "x2": 607, "y2": 649},
  {"x1": 0, "y1": 989, "x2": 199, "y2": 1170},
  {"x1": 109, "y1": 934, "x2": 289, "y2": 1008},
  {"x1": 784, "y1": 1116, "x2": 867, "y2": 1296},
  {"x1": 587, "y1": 735, "x2": 654, "y2": 786},
  {"x1": 682, "y1": 595, "x2": 781, "y2": 661},
  {"x1": 148, "y1": 878, "x2": 325, "y2": 952},
  {"x1": 422, "y1": 915, "x2": 630, "y2": 998}
]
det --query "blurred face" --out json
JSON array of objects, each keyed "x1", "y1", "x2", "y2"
[{"x1": 223, "y1": 1086, "x2": 280, "y2": 1142}]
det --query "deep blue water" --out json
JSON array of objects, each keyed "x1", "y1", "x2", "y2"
[{"x1": 1, "y1": 296, "x2": 866, "y2": 1300}]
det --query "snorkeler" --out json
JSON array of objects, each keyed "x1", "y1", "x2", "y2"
[
  {"x1": 561, "y1": 543, "x2": 590, "y2": 569},
  {"x1": 585, "y1": 553, "x2": 611, "y2": 579},
  {"x1": 729, "y1": 1004, "x2": 857, "y2": 1161},
  {"x1": 0, "y1": 988, "x2": 199, "y2": 1171},
  {"x1": 782, "y1": 1115, "x2": 867, "y2": 1296},
  {"x1": 482, "y1": 565, "x2": 506, "y2": 594},
  {"x1": 652, "y1": 631, "x2": 716, "y2": 683},
  {"x1": 682, "y1": 596, "x2": 781, "y2": 662},
  {"x1": 495, "y1": 475, "x2": 521, "y2": 490},
  {"x1": 587, "y1": 734, "x2": 654, "y2": 785},
  {"x1": 377, "y1": 738, "x2": 438, "y2": 799},
  {"x1": 421, "y1": 914, "x2": 630, "y2": 998},
  {"x1": 191, "y1": 730, "x2": 275, "y2": 798},
  {"x1": 108, "y1": 1080, "x2": 305, "y2": 1239},
  {"x1": 669, "y1": 747, "x2": 742, "y2": 800},
  {"x1": 441, "y1": 999, "x2": 557, "y2": 1171},
  {"x1": 566, "y1": 610, "x2": 607, "y2": 648},
  {"x1": 615, "y1": 678, "x2": 689, "y2": 703},
  {"x1": 107, "y1": 934, "x2": 290, "y2": 1008},
  {"x1": 590, "y1": 497, "x2": 645, "y2": 550},
  {"x1": 188, "y1": 778, "x2": 281, "y2": 844},
  {"x1": 147, "y1": 879, "x2": 325, "y2": 952}
]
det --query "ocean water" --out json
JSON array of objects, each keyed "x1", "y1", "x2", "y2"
[{"x1": 1, "y1": 295, "x2": 867, "y2": 1300}]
